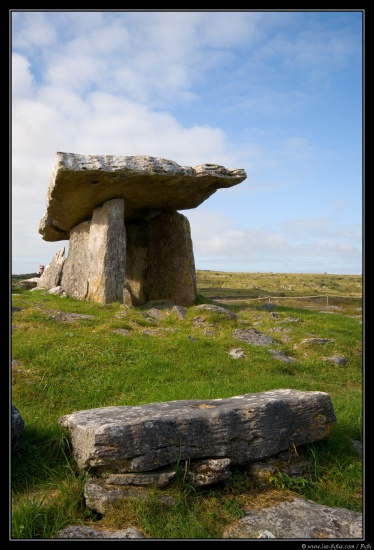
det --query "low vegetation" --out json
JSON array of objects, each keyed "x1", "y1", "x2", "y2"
[{"x1": 11, "y1": 271, "x2": 363, "y2": 539}]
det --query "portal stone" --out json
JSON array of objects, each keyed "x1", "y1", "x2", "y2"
[
  {"x1": 147, "y1": 211, "x2": 196, "y2": 306},
  {"x1": 86, "y1": 199, "x2": 126, "y2": 304},
  {"x1": 61, "y1": 200, "x2": 126, "y2": 304},
  {"x1": 60, "y1": 221, "x2": 91, "y2": 299},
  {"x1": 124, "y1": 211, "x2": 196, "y2": 306}
]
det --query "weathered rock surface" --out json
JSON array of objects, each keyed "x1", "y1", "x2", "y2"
[
  {"x1": 188, "y1": 458, "x2": 232, "y2": 486},
  {"x1": 86, "y1": 199, "x2": 126, "y2": 303},
  {"x1": 233, "y1": 328, "x2": 277, "y2": 346},
  {"x1": 39, "y1": 153, "x2": 247, "y2": 241},
  {"x1": 60, "y1": 221, "x2": 91, "y2": 299},
  {"x1": 58, "y1": 525, "x2": 146, "y2": 539},
  {"x1": 222, "y1": 497, "x2": 362, "y2": 539},
  {"x1": 83, "y1": 479, "x2": 176, "y2": 515},
  {"x1": 17, "y1": 278, "x2": 40, "y2": 289},
  {"x1": 58, "y1": 389, "x2": 336, "y2": 475},
  {"x1": 59, "y1": 200, "x2": 127, "y2": 304},
  {"x1": 195, "y1": 304, "x2": 237, "y2": 319},
  {"x1": 37, "y1": 246, "x2": 66, "y2": 289},
  {"x1": 105, "y1": 470, "x2": 176, "y2": 488},
  {"x1": 125, "y1": 211, "x2": 197, "y2": 306}
]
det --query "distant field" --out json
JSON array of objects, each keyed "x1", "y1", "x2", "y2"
[
  {"x1": 13, "y1": 270, "x2": 363, "y2": 298},
  {"x1": 195, "y1": 270, "x2": 362, "y2": 314},
  {"x1": 12, "y1": 270, "x2": 363, "y2": 314}
]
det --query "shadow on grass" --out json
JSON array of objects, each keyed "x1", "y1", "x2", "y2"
[{"x1": 11, "y1": 425, "x2": 75, "y2": 491}]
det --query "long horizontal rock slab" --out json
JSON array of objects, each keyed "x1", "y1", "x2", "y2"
[
  {"x1": 39, "y1": 153, "x2": 247, "y2": 241},
  {"x1": 58, "y1": 389, "x2": 336, "y2": 474}
]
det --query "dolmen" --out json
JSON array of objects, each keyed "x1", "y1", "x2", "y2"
[
  {"x1": 59, "y1": 389, "x2": 336, "y2": 510},
  {"x1": 38, "y1": 153, "x2": 247, "y2": 306}
]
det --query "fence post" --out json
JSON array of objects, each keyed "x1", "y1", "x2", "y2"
[{"x1": 327, "y1": 295, "x2": 329, "y2": 307}]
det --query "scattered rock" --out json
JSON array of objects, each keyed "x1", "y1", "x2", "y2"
[
  {"x1": 269, "y1": 312, "x2": 280, "y2": 319},
  {"x1": 222, "y1": 497, "x2": 362, "y2": 539},
  {"x1": 228, "y1": 348, "x2": 246, "y2": 359},
  {"x1": 233, "y1": 328, "x2": 276, "y2": 346},
  {"x1": 113, "y1": 328, "x2": 130, "y2": 336},
  {"x1": 268, "y1": 349, "x2": 295, "y2": 363},
  {"x1": 188, "y1": 458, "x2": 232, "y2": 486},
  {"x1": 58, "y1": 525, "x2": 147, "y2": 539},
  {"x1": 195, "y1": 304, "x2": 237, "y2": 319},
  {"x1": 17, "y1": 278, "x2": 39, "y2": 290},
  {"x1": 301, "y1": 338, "x2": 335, "y2": 345},
  {"x1": 48, "y1": 312, "x2": 94, "y2": 322},
  {"x1": 84, "y1": 479, "x2": 176, "y2": 515},
  {"x1": 322, "y1": 355, "x2": 348, "y2": 366},
  {"x1": 172, "y1": 305, "x2": 187, "y2": 319}
]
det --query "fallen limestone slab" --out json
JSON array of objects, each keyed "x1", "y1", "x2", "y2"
[
  {"x1": 222, "y1": 497, "x2": 362, "y2": 539},
  {"x1": 39, "y1": 152, "x2": 247, "y2": 241},
  {"x1": 58, "y1": 389, "x2": 336, "y2": 475}
]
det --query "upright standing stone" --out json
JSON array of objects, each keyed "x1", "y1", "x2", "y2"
[
  {"x1": 60, "y1": 221, "x2": 91, "y2": 299},
  {"x1": 125, "y1": 211, "x2": 196, "y2": 306},
  {"x1": 124, "y1": 218, "x2": 150, "y2": 306},
  {"x1": 147, "y1": 211, "x2": 196, "y2": 306},
  {"x1": 87, "y1": 199, "x2": 126, "y2": 304},
  {"x1": 37, "y1": 246, "x2": 66, "y2": 289}
]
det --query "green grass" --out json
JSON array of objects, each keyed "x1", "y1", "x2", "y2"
[{"x1": 11, "y1": 271, "x2": 363, "y2": 539}]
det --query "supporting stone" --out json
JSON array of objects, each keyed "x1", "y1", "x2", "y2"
[
  {"x1": 60, "y1": 199, "x2": 126, "y2": 304},
  {"x1": 125, "y1": 211, "x2": 197, "y2": 306},
  {"x1": 124, "y1": 218, "x2": 150, "y2": 306},
  {"x1": 60, "y1": 221, "x2": 91, "y2": 299},
  {"x1": 86, "y1": 199, "x2": 126, "y2": 304},
  {"x1": 147, "y1": 211, "x2": 197, "y2": 306}
]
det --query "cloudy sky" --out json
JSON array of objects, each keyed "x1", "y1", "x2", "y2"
[{"x1": 11, "y1": 10, "x2": 363, "y2": 275}]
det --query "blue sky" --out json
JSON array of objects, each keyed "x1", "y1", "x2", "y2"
[{"x1": 11, "y1": 10, "x2": 363, "y2": 275}]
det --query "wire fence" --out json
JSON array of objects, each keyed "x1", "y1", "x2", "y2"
[
  {"x1": 243, "y1": 295, "x2": 361, "y2": 306},
  {"x1": 217, "y1": 294, "x2": 362, "y2": 311}
]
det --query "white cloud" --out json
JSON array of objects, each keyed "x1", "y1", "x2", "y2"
[
  {"x1": 185, "y1": 208, "x2": 362, "y2": 274},
  {"x1": 11, "y1": 11, "x2": 58, "y2": 51},
  {"x1": 12, "y1": 53, "x2": 34, "y2": 97}
]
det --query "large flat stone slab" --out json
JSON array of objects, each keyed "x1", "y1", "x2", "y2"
[
  {"x1": 39, "y1": 153, "x2": 247, "y2": 241},
  {"x1": 58, "y1": 389, "x2": 336, "y2": 474}
]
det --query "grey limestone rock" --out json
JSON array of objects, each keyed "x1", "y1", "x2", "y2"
[
  {"x1": 58, "y1": 389, "x2": 336, "y2": 475},
  {"x1": 222, "y1": 497, "x2": 362, "y2": 539},
  {"x1": 58, "y1": 525, "x2": 147, "y2": 539},
  {"x1": 39, "y1": 153, "x2": 247, "y2": 241}
]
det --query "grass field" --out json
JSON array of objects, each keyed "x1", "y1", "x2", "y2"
[{"x1": 11, "y1": 271, "x2": 363, "y2": 539}]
